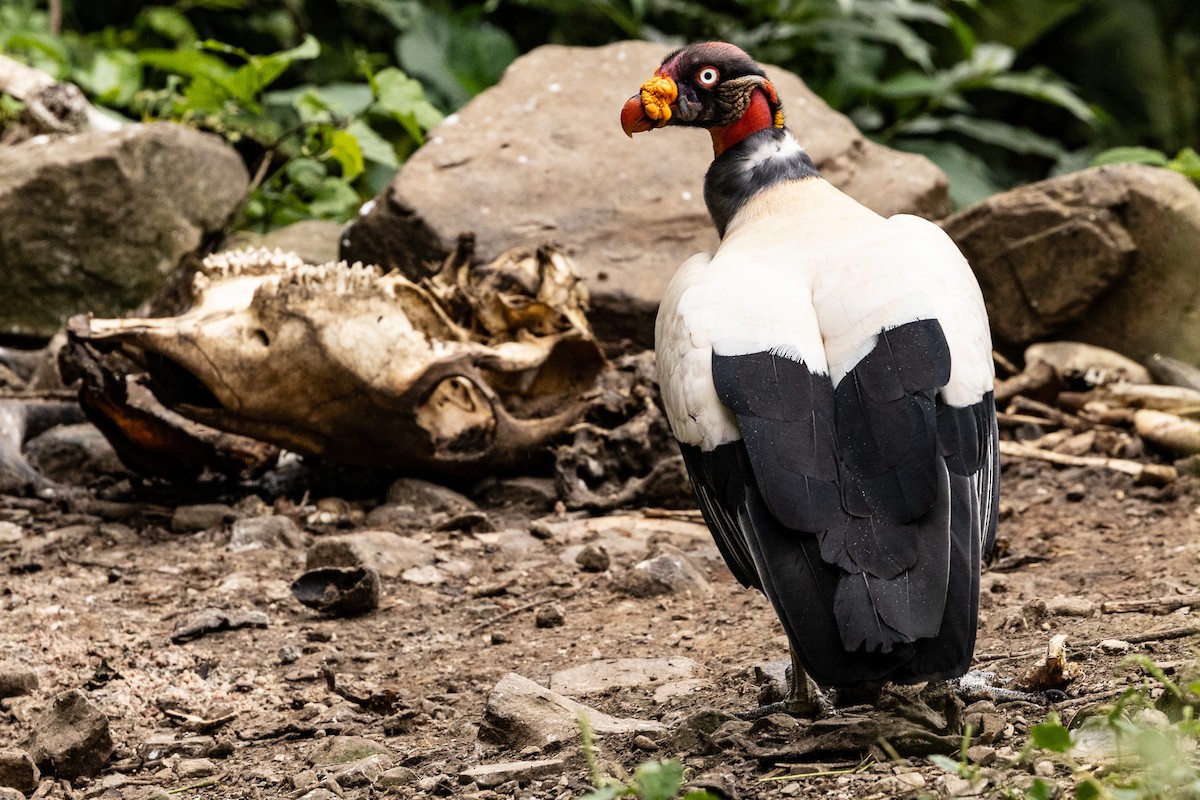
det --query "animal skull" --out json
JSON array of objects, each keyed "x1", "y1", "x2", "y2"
[{"x1": 66, "y1": 244, "x2": 606, "y2": 478}]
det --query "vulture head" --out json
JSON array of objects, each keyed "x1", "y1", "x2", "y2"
[{"x1": 620, "y1": 42, "x2": 784, "y2": 156}]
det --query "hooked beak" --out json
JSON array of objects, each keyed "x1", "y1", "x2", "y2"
[{"x1": 620, "y1": 74, "x2": 678, "y2": 137}]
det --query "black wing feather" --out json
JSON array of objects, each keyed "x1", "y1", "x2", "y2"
[{"x1": 684, "y1": 318, "x2": 994, "y2": 685}]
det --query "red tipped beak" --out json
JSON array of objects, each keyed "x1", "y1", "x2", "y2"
[{"x1": 621, "y1": 95, "x2": 656, "y2": 137}]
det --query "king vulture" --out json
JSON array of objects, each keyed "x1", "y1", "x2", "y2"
[{"x1": 621, "y1": 42, "x2": 999, "y2": 714}]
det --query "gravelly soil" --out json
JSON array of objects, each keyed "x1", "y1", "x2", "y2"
[{"x1": 2, "y1": 453, "x2": 1199, "y2": 800}]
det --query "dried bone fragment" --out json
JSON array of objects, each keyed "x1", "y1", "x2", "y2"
[
  {"x1": 66, "y1": 245, "x2": 606, "y2": 479},
  {"x1": 1015, "y1": 634, "x2": 1081, "y2": 692}
]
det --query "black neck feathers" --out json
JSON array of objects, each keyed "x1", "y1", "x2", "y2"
[{"x1": 704, "y1": 127, "x2": 820, "y2": 238}]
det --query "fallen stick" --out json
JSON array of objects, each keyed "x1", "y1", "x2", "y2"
[
  {"x1": 1100, "y1": 594, "x2": 1200, "y2": 615},
  {"x1": 997, "y1": 440, "x2": 1176, "y2": 485},
  {"x1": 974, "y1": 624, "x2": 1200, "y2": 663},
  {"x1": 995, "y1": 361, "x2": 1057, "y2": 406}
]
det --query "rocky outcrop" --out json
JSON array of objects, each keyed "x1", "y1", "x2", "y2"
[
  {"x1": 342, "y1": 41, "x2": 949, "y2": 344},
  {"x1": 0, "y1": 122, "x2": 248, "y2": 338},
  {"x1": 943, "y1": 163, "x2": 1200, "y2": 362}
]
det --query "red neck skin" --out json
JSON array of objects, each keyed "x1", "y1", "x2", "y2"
[{"x1": 710, "y1": 89, "x2": 775, "y2": 158}]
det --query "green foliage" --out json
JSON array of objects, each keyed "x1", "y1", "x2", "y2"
[
  {"x1": 1092, "y1": 146, "x2": 1200, "y2": 184},
  {"x1": 0, "y1": 0, "x2": 445, "y2": 230},
  {"x1": 923, "y1": 662, "x2": 1200, "y2": 800},
  {"x1": 578, "y1": 713, "x2": 718, "y2": 800}
]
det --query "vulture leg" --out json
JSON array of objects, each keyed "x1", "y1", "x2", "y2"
[{"x1": 785, "y1": 645, "x2": 835, "y2": 717}]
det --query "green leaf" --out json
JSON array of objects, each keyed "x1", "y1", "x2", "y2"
[
  {"x1": 1030, "y1": 718, "x2": 1072, "y2": 753},
  {"x1": 222, "y1": 34, "x2": 320, "y2": 104},
  {"x1": 347, "y1": 119, "x2": 399, "y2": 168},
  {"x1": 1091, "y1": 146, "x2": 1171, "y2": 168},
  {"x1": 136, "y1": 6, "x2": 197, "y2": 46},
  {"x1": 578, "y1": 783, "x2": 628, "y2": 800},
  {"x1": 900, "y1": 114, "x2": 1065, "y2": 157},
  {"x1": 928, "y1": 754, "x2": 965, "y2": 775},
  {"x1": 1169, "y1": 147, "x2": 1200, "y2": 180},
  {"x1": 1023, "y1": 777, "x2": 1053, "y2": 800},
  {"x1": 308, "y1": 176, "x2": 362, "y2": 220},
  {"x1": 138, "y1": 47, "x2": 234, "y2": 85},
  {"x1": 985, "y1": 70, "x2": 1095, "y2": 123},
  {"x1": 75, "y1": 49, "x2": 142, "y2": 107},
  {"x1": 328, "y1": 129, "x2": 365, "y2": 180},
  {"x1": 895, "y1": 138, "x2": 1001, "y2": 209},
  {"x1": 373, "y1": 67, "x2": 442, "y2": 142},
  {"x1": 1074, "y1": 777, "x2": 1104, "y2": 800},
  {"x1": 633, "y1": 759, "x2": 685, "y2": 800}
]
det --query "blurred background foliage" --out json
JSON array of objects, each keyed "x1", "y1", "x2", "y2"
[{"x1": 0, "y1": 0, "x2": 1197, "y2": 225}]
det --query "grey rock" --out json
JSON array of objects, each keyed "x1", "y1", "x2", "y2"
[
  {"x1": 176, "y1": 758, "x2": 217, "y2": 779},
  {"x1": 618, "y1": 545, "x2": 711, "y2": 598},
  {"x1": 305, "y1": 530, "x2": 437, "y2": 578},
  {"x1": 534, "y1": 603, "x2": 565, "y2": 629},
  {"x1": 0, "y1": 749, "x2": 38, "y2": 793},
  {"x1": 297, "y1": 790, "x2": 340, "y2": 800},
  {"x1": 1046, "y1": 595, "x2": 1095, "y2": 617},
  {"x1": 386, "y1": 477, "x2": 478, "y2": 515},
  {"x1": 342, "y1": 41, "x2": 948, "y2": 346},
  {"x1": 479, "y1": 672, "x2": 666, "y2": 749},
  {"x1": 575, "y1": 544, "x2": 611, "y2": 572},
  {"x1": 23, "y1": 423, "x2": 127, "y2": 484},
  {"x1": 171, "y1": 503, "x2": 235, "y2": 534},
  {"x1": 0, "y1": 522, "x2": 23, "y2": 547},
  {"x1": 549, "y1": 657, "x2": 702, "y2": 696},
  {"x1": 170, "y1": 607, "x2": 269, "y2": 643},
  {"x1": 308, "y1": 735, "x2": 393, "y2": 767},
  {"x1": 1098, "y1": 639, "x2": 1133, "y2": 654},
  {"x1": 0, "y1": 663, "x2": 38, "y2": 699},
  {"x1": 459, "y1": 759, "x2": 565, "y2": 789},
  {"x1": 378, "y1": 766, "x2": 419, "y2": 789},
  {"x1": 0, "y1": 788, "x2": 27, "y2": 800},
  {"x1": 334, "y1": 753, "x2": 395, "y2": 787},
  {"x1": 0, "y1": 123, "x2": 249, "y2": 338},
  {"x1": 669, "y1": 708, "x2": 739, "y2": 753},
  {"x1": 25, "y1": 689, "x2": 113, "y2": 779},
  {"x1": 944, "y1": 164, "x2": 1200, "y2": 362},
  {"x1": 138, "y1": 733, "x2": 216, "y2": 764},
  {"x1": 223, "y1": 220, "x2": 343, "y2": 266},
  {"x1": 228, "y1": 515, "x2": 305, "y2": 551}
]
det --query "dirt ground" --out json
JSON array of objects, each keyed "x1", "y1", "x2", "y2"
[{"x1": 2, "y1": 444, "x2": 1199, "y2": 799}]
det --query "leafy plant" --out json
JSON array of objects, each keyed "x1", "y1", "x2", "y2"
[
  {"x1": 1092, "y1": 146, "x2": 1200, "y2": 185},
  {"x1": 578, "y1": 713, "x2": 718, "y2": 800},
  {"x1": 1011, "y1": 659, "x2": 1200, "y2": 799}
]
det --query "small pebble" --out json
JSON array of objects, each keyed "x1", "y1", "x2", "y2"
[
  {"x1": 176, "y1": 758, "x2": 217, "y2": 779},
  {"x1": 1065, "y1": 483, "x2": 1086, "y2": 502},
  {"x1": 535, "y1": 603, "x2": 565, "y2": 629},
  {"x1": 1034, "y1": 759, "x2": 1056, "y2": 777},
  {"x1": 575, "y1": 544, "x2": 610, "y2": 572},
  {"x1": 1099, "y1": 639, "x2": 1132, "y2": 654},
  {"x1": 278, "y1": 645, "x2": 301, "y2": 665},
  {"x1": 632, "y1": 735, "x2": 659, "y2": 752}
]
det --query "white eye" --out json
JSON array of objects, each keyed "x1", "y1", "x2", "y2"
[{"x1": 697, "y1": 67, "x2": 719, "y2": 87}]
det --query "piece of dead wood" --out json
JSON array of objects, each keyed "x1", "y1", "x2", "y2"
[
  {"x1": 642, "y1": 508, "x2": 705, "y2": 523},
  {"x1": 1100, "y1": 593, "x2": 1200, "y2": 615},
  {"x1": 465, "y1": 575, "x2": 600, "y2": 637},
  {"x1": 975, "y1": 623, "x2": 1200, "y2": 663},
  {"x1": 995, "y1": 361, "x2": 1058, "y2": 406},
  {"x1": 1008, "y1": 395, "x2": 1090, "y2": 431},
  {"x1": 0, "y1": 53, "x2": 122, "y2": 134},
  {"x1": 997, "y1": 440, "x2": 1176, "y2": 485}
]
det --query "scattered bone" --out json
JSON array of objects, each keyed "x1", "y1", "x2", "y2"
[
  {"x1": 998, "y1": 440, "x2": 1176, "y2": 485},
  {"x1": 170, "y1": 607, "x2": 269, "y2": 643},
  {"x1": 1133, "y1": 409, "x2": 1200, "y2": 454},
  {"x1": 1025, "y1": 341, "x2": 1152, "y2": 387},
  {"x1": 291, "y1": 567, "x2": 381, "y2": 616},
  {"x1": 1014, "y1": 635, "x2": 1081, "y2": 692}
]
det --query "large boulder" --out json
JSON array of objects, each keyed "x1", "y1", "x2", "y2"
[
  {"x1": 0, "y1": 122, "x2": 248, "y2": 338},
  {"x1": 342, "y1": 41, "x2": 949, "y2": 344},
  {"x1": 943, "y1": 164, "x2": 1200, "y2": 362}
]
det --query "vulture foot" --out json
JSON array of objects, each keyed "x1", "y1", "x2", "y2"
[
  {"x1": 739, "y1": 647, "x2": 838, "y2": 720},
  {"x1": 953, "y1": 670, "x2": 1065, "y2": 706}
]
